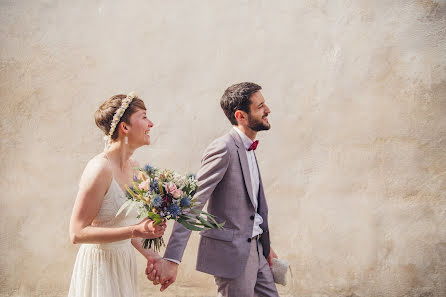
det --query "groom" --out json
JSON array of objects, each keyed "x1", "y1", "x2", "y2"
[{"x1": 147, "y1": 82, "x2": 279, "y2": 297}]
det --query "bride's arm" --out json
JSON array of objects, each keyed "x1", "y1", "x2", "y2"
[
  {"x1": 131, "y1": 238, "x2": 162, "y2": 260},
  {"x1": 69, "y1": 158, "x2": 164, "y2": 244},
  {"x1": 131, "y1": 238, "x2": 163, "y2": 283},
  {"x1": 69, "y1": 158, "x2": 134, "y2": 244}
]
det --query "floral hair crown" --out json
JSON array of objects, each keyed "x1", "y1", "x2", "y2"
[{"x1": 103, "y1": 91, "x2": 137, "y2": 149}]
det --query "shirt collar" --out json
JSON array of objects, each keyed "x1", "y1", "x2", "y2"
[{"x1": 233, "y1": 126, "x2": 255, "y2": 151}]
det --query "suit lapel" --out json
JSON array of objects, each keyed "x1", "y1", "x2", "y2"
[
  {"x1": 254, "y1": 153, "x2": 268, "y2": 218},
  {"x1": 230, "y1": 129, "x2": 256, "y2": 208}
]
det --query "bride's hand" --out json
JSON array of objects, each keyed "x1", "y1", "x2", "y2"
[{"x1": 133, "y1": 218, "x2": 167, "y2": 239}]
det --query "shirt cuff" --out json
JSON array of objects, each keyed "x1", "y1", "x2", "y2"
[{"x1": 163, "y1": 257, "x2": 180, "y2": 265}]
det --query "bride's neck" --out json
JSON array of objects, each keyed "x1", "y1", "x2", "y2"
[{"x1": 106, "y1": 142, "x2": 135, "y2": 171}]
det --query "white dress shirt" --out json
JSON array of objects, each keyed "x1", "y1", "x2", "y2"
[{"x1": 233, "y1": 127, "x2": 264, "y2": 238}]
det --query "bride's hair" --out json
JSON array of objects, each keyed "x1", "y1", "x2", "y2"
[{"x1": 95, "y1": 94, "x2": 146, "y2": 140}]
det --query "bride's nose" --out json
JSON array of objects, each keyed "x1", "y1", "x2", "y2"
[{"x1": 148, "y1": 120, "x2": 154, "y2": 128}]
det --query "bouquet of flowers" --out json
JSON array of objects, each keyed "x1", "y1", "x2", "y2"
[{"x1": 117, "y1": 164, "x2": 224, "y2": 252}]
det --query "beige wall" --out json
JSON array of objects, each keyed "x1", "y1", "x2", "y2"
[{"x1": 1, "y1": 1, "x2": 445, "y2": 296}]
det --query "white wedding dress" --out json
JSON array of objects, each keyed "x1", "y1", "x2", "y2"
[{"x1": 68, "y1": 178, "x2": 140, "y2": 297}]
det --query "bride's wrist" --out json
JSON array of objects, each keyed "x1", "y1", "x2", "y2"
[
  {"x1": 146, "y1": 252, "x2": 161, "y2": 261},
  {"x1": 128, "y1": 225, "x2": 137, "y2": 239}
]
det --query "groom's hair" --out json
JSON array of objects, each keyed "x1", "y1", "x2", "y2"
[{"x1": 220, "y1": 82, "x2": 262, "y2": 125}]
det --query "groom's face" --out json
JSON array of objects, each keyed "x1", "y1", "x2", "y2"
[{"x1": 247, "y1": 91, "x2": 271, "y2": 131}]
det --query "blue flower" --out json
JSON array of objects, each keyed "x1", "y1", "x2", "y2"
[
  {"x1": 180, "y1": 197, "x2": 192, "y2": 207},
  {"x1": 133, "y1": 175, "x2": 138, "y2": 182},
  {"x1": 150, "y1": 179, "x2": 159, "y2": 192},
  {"x1": 145, "y1": 164, "x2": 155, "y2": 175},
  {"x1": 151, "y1": 195, "x2": 162, "y2": 208},
  {"x1": 168, "y1": 204, "x2": 181, "y2": 218}
]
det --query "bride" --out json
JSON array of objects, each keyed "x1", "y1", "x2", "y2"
[{"x1": 68, "y1": 92, "x2": 166, "y2": 297}]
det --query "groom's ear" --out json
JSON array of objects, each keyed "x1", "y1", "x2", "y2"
[{"x1": 234, "y1": 110, "x2": 247, "y2": 123}]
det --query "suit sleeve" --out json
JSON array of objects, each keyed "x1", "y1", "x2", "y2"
[{"x1": 163, "y1": 138, "x2": 230, "y2": 262}]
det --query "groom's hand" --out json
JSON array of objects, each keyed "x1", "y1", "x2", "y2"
[
  {"x1": 159, "y1": 259, "x2": 179, "y2": 292},
  {"x1": 146, "y1": 258, "x2": 178, "y2": 291},
  {"x1": 267, "y1": 247, "x2": 278, "y2": 267},
  {"x1": 145, "y1": 256, "x2": 162, "y2": 285}
]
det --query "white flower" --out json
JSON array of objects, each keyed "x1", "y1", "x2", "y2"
[{"x1": 104, "y1": 91, "x2": 137, "y2": 145}]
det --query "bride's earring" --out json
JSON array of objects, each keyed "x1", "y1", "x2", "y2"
[{"x1": 124, "y1": 136, "x2": 128, "y2": 144}]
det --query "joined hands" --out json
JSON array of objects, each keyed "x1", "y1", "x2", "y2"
[{"x1": 146, "y1": 258, "x2": 178, "y2": 292}]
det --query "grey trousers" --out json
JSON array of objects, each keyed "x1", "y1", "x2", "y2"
[{"x1": 214, "y1": 239, "x2": 279, "y2": 297}]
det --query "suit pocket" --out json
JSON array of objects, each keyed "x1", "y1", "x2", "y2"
[{"x1": 200, "y1": 228, "x2": 235, "y2": 242}]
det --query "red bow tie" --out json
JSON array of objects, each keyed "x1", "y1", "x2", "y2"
[{"x1": 248, "y1": 140, "x2": 259, "y2": 151}]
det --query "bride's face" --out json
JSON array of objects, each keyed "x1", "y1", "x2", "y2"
[{"x1": 126, "y1": 108, "x2": 154, "y2": 146}]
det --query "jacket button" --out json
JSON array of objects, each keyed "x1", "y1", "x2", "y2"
[
  {"x1": 250, "y1": 215, "x2": 255, "y2": 220},
  {"x1": 247, "y1": 238, "x2": 252, "y2": 242}
]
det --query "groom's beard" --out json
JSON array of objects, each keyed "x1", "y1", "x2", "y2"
[{"x1": 248, "y1": 114, "x2": 271, "y2": 131}]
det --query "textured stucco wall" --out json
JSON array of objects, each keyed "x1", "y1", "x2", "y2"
[{"x1": 1, "y1": 1, "x2": 445, "y2": 297}]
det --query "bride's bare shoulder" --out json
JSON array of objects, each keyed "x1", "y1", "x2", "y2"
[{"x1": 79, "y1": 153, "x2": 113, "y2": 188}]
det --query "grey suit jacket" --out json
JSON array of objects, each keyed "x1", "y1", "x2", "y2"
[{"x1": 164, "y1": 128, "x2": 270, "y2": 278}]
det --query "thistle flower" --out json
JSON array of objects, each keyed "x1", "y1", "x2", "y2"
[
  {"x1": 145, "y1": 164, "x2": 156, "y2": 175},
  {"x1": 168, "y1": 204, "x2": 181, "y2": 218},
  {"x1": 151, "y1": 195, "x2": 162, "y2": 208},
  {"x1": 180, "y1": 197, "x2": 192, "y2": 207}
]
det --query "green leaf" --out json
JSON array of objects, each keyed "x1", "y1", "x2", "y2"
[
  {"x1": 199, "y1": 210, "x2": 217, "y2": 218},
  {"x1": 183, "y1": 210, "x2": 224, "y2": 229},
  {"x1": 177, "y1": 216, "x2": 204, "y2": 226},
  {"x1": 147, "y1": 212, "x2": 160, "y2": 221},
  {"x1": 180, "y1": 214, "x2": 199, "y2": 221},
  {"x1": 177, "y1": 217, "x2": 208, "y2": 231},
  {"x1": 153, "y1": 218, "x2": 163, "y2": 225},
  {"x1": 196, "y1": 216, "x2": 215, "y2": 229},
  {"x1": 216, "y1": 221, "x2": 225, "y2": 229},
  {"x1": 200, "y1": 212, "x2": 221, "y2": 226}
]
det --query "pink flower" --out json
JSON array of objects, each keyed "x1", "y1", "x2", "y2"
[
  {"x1": 171, "y1": 189, "x2": 183, "y2": 199},
  {"x1": 139, "y1": 180, "x2": 150, "y2": 191},
  {"x1": 165, "y1": 182, "x2": 178, "y2": 194}
]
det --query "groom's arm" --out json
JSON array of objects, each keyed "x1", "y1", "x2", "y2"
[
  {"x1": 163, "y1": 138, "x2": 231, "y2": 262},
  {"x1": 147, "y1": 139, "x2": 230, "y2": 291}
]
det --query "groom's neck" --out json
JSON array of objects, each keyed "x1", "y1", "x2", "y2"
[{"x1": 235, "y1": 125, "x2": 257, "y2": 141}]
